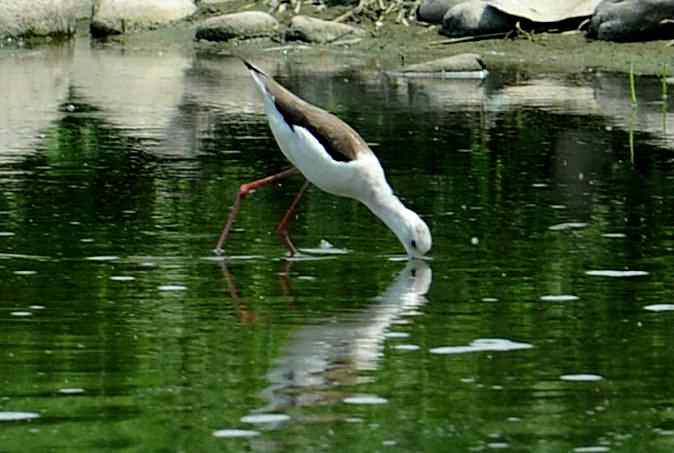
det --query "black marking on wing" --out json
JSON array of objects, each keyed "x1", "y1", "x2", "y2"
[{"x1": 273, "y1": 98, "x2": 353, "y2": 163}]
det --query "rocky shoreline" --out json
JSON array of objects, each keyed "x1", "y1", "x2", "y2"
[{"x1": 1, "y1": 0, "x2": 674, "y2": 76}]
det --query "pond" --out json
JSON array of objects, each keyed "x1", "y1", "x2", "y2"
[{"x1": 0, "y1": 38, "x2": 673, "y2": 452}]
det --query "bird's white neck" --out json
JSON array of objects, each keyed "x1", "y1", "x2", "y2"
[{"x1": 362, "y1": 190, "x2": 411, "y2": 250}]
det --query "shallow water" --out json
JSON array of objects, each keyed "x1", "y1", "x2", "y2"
[{"x1": 0, "y1": 39, "x2": 673, "y2": 452}]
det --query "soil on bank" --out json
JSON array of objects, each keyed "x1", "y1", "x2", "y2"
[{"x1": 9, "y1": 1, "x2": 673, "y2": 77}]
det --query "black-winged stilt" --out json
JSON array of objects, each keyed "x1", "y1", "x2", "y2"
[{"x1": 215, "y1": 59, "x2": 431, "y2": 258}]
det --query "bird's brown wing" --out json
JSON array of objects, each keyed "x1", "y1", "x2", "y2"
[{"x1": 242, "y1": 59, "x2": 370, "y2": 163}]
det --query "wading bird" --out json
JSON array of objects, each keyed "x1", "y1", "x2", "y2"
[{"x1": 215, "y1": 59, "x2": 431, "y2": 258}]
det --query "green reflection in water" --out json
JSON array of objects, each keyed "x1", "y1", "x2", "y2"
[{"x1": 0, "y1": 51, "x2": 672, "y2": 452}]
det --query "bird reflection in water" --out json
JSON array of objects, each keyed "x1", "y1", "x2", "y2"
[{"x1": 220, "y1": 259, "x2": 431, "y2": 415}]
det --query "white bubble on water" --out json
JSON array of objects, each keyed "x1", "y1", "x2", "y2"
[
  {"x1": 384, "y1": 332, "x2": 409, "y2": 338},
  {"x1": 10, "y1": 311, "x2": 32, "y2": 317},
  {"x1": 343, "y1": 395, "x2": 388, "y2": 405},
  {"x1": 58, "y1": 388, "x2": 85, "y2": 394},
  {"x1": 601, "y1": 233, "x2": 626, "y2": 238},
  {"x1": 158, "y1": 285, "x2": 187, "y2": 291},
  {"x1": 110, "y1": 276, "x2": 135, "y2": 282},
  {"x1": 240, "y1": 414, "x2": 290, "y2": 424},
  {"x1": 394, "y1": 344, "x2": 420, "y2": 351},
  {"x1": 560, "y1": 374, "x2": 604, "y2": 382},
  {"x1": 585, "y1": 270, "x2": 648, "y2": 277},
  {"x1": 14, "y1": 270, "x2": 37, "y2": 276},
  {"x1": 86, "y1": 256, "x2": 119, "y2": 261},
  {"x1": 644, "y1": 304, "x2": 674, "y2": 312},
  {"x1": 573, "y1": 447, "x2": 610, "y2": 453},
  {"x1": 0, "y1": 412, "x2": 39, "y2": 421},
  {"x1": 548, "y1": 222, "x2": 588, "y2": 231},
  {"x1": 540, "y1": 295, "x2": 579, "y2": 302},
  {"x1": 430, "y1": 339, "x2": 533, "y2": 355},
  {"x1": 212, "y1": 429, "x2": 260, "y2": 438}
]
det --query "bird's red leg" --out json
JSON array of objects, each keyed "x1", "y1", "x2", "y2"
[
  {"x1": 276, "y1": 180, "x2": 310, "y2": 256},
  {"x1": 215, "y1": 167, "x2": 300, "y2": 254}
]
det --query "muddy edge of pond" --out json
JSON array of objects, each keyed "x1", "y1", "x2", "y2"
[
  {"x1": 10, "y1": 3, "x2": 673, "y2": 76},
  {"x1": 170, "y1": 20, "x2": 674, "y2": 76}
]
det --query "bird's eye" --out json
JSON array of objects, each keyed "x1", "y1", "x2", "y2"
[{"x1": 410, "y1": 240, "x2": 417, "y2": 249}]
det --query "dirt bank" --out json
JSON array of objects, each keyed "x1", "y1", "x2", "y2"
[{"x1": 24, "y1": 2, "x2": 672, "y2": 77}]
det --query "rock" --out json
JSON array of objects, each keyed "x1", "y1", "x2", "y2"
[
  {"x1": 487, "y1": 0, "x2": 598, "y2": 24},
  {"x1": 400, "y1": 54, "x2": 486, "y2": 73},
  {"x1": 195, "y1": 11, "x2": 280, "y2": 42},
  {"x1": 285, "y1": 15, "x2": 365, "y2": 44},
  {"x1": 589, "y1": 0, "x2": 674, "y2": 41},
  {"x1": 0, "y1": 0, "x2": 78, "y2": 39},
  {"x1": 388, "y1": 54, "x2": 488, "y2": 79},
  {"x1": 76, "y1": 1, "x2": 95, "y2": 20},
  {"x1": 416, "y1": 0, "x2": 466, "y2": 25},
  {"x1": 90, "y1": 0, "x2": 196, "y2": 37},
  {"x1": 441, "y1": 1, "x2": 515, "y2": 37},
  {"x1": 440, "y1": 0, "x2": 598, "y2": 36}
]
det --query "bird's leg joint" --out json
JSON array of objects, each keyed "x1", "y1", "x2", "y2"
[{"x1": 239, "y1": 184, "x2": 254, "y2": 198}]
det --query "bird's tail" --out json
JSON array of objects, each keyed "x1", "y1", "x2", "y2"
[{"x1": 239, "y1": 57, "x2": 270, "y2": 97}]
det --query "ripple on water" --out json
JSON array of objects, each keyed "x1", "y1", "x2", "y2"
[
  {"x1": 10, "y1": 311, "x2": 32, "y2": 317},
  {"x1": 384, "y1": 332, "x2": 409, "y2": 338},
  {"x1": 540, "y1": 295, "x2": 579, "y2": 302},
  {"x1": 343, "y1": 395, "x2": 388, "y2": 405},
  {"x1": 487, "y1": 442, "x2": 510, "y2": 449},
  {"x1": 58, "y1": 388, "x2": 85, "y2": 394},
  {"x1": 560, "y1": 374, "x2": 604, "y2": 382},
  {"x1": 240, "y1": 414, "x2": 290, "y2": 424},
  {"x1": 285, "y1": 254, "x2": 335, "y2": 262},
  {"x1": 585, "y1": 270, "x2": 648, "y2": 277},
  {"x1": 299, "y1": 239, "x2": 348, "y2": 255},
  {"x1": 644, "y1": 304, "x2": 674, "y2": 312},
  {"x1": 0, "y1": 412, "x2": 39, "y2": 421},
  {"x1": 13, "y1": 270, "x2": 37, "y2": 276},
  {"x1": 430, "y1": 339, "x2": 533, "y2": 355},
  {"x1": 573, "y1": 447, "x2": 610, "y2": 453},
  {"x1": 158, "y1": 285, "x2": 187, "y2": 291},
  {"x1": 110, "y1": 276, "x2": 135, "y2": 282},
  {"x1": 85, "y1": 256, "x2": 119, "y2": 262},
  {"x1": 394, "y1": 344, "x2": 420, "y2": 351},
  {"x1": 212, "y1": 429, "x2": 260, "y2": 438},
  {"x1": 201, "y1": 255, "x2": 263, "y2": 262},
  {"x1": 548, "y1": 222, "x2": 588, "y2": 231},
  {"x1": 602, "y1": 233, "x2": 626, "y2": 238}
]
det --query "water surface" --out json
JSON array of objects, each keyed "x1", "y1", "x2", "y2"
[{"x1": 0, "y1": 40, "x2": 673, "y2": 452}]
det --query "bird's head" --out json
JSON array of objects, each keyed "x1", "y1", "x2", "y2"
[{"x1": 400, "y1": 210, "x2": 432, "y2": 259}]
